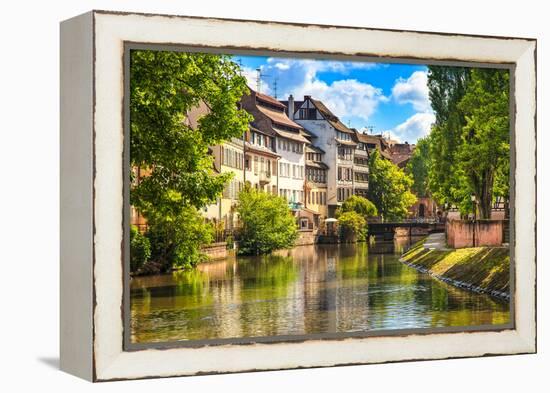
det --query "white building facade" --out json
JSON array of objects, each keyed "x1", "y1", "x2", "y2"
[
  {"x1": 276, "y1": 134, "x2": 306, "y2": 206},
  {"x1": 285, "y1": 95, "x2": 358, "y2": 217},
  {"x1": 203, "y1": 137, "x2": 246, "y2": 230},
  {"x1": 241, "y1": 89, "x2": 308, "y2": 209},
  {"x1": 244, "y1": 126, "x2": 279, "y2": 195}
]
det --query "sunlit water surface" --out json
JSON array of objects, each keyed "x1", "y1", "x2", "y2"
[{"x1": 130, "y1": 238, "x2": 510, "y2": 343}]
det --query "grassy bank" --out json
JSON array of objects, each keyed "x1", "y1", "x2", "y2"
[{"x1": 401, "y1": 238, "x2": 510, "y2": 300}]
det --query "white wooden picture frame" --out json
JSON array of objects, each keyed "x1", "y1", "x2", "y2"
[{"x1": 60, "y1": 10, "x2": 536, "y2": 381}]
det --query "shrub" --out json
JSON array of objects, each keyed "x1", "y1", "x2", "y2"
[
  {"x1": 338, "y1": 195, "x2": 378, "y2": 218},
  {"x1": 225, "y1": 235, "x2": 235, "y2": 249},
  {"x1": 335, "y1": 195, "x2": 375, "y2": 240},
  {"x1": 130, "y1": 225, "x2": 151, "y2": 273},
  {"x1": 338, "y1": 211, "x2": 367, "y2": 242},
  {"x1": 146, "y1": 206, "x2": 214, "y2": 271},
  {"x1": 237, "y1": 187, "x2": 298, "y2": 255}
]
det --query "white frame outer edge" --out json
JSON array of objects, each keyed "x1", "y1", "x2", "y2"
[{"x1": 60, "y1": 10, "x2": 536, "y2": 382}]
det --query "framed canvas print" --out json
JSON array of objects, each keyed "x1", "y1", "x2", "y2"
[{"x1": 60, "y1": 10, "x2": 537, "y2": 381}]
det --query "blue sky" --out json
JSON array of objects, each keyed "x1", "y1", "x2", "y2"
[{"x1": 234, "y1": 55, "x2": 435, "y2": 143}]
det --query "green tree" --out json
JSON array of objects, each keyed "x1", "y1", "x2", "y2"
[
  {"x1": 426, "y1": 66, "x2": 510, "y2": 219},
  {"x1": 237, "y1": 187, "x2": 298, "y2": 255},
  {"x1": 406, "y1": 137, "x2": 430, "y2": 198},
  {"x1": 335, "y1": 195, "x2": 376, "y2": 241},
  {"x1": 367, "y1": 150, "x2": 417, "y2": 220},
  {"x1": 146, "y1": 206, "x2": 215, "y2": 270},
  {"x1": 338, "y1": 211, "x2": 367, "y2": 242},
  {"x1": 426, "y1": 66, "x2": 470, "y2": 206},
  {"x1": 130, "y1": 225, "x2": 151, "y2": 273},
  {"x1": 130, "y1": 50, "x2": 251, "y2": 268},
  {"x1": 337, "y1": 195, "x2": 378, "y2": 218},
  {"x1": 457, "y1": 68, "x2": 509, "y2": 218}
]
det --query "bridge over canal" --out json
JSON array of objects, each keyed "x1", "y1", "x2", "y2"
[{"x1": 367, "y1": 219, "x2": 445, "y2": 240}]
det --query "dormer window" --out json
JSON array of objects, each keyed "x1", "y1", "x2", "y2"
[
  {"x1": 337, "y1": 131, "x2": 351, "y2": 141},
  {"x1": 298, "y1": 108, "x2": 317, "y2": 120}
]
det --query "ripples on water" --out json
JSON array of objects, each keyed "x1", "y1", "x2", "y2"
[{"x1": 130, "y1": 237, "x2": 510, "y2": 343}]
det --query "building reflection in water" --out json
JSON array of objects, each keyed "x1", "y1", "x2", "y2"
[{"x1": 130, "y1": 237, "x2": 510, "y2": 343}]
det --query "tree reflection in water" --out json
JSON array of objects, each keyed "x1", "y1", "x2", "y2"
[{"x1": 130, "y1": 237, "x2": 510, "y2": 343}]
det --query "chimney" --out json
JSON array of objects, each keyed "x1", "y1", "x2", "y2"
[{"x1": 288, "y1": 94, "x2": 295, "y2": 120}]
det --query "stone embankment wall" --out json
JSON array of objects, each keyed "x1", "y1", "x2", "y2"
[
  {"x1": 295, "y1": 230, "x2": 316, "y2": 246},
  {"x1": 201, "y1": 242, "x2": 228, "y2": 260},
  {"x1": 400, "y1": 238, "x2": 510, "y2": 300}
]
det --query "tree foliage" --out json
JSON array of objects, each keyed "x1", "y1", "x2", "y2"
[
  {"x1": 236, "y1": 187, "x2": 299, "y2": 255},
  {"x1": 367, "y1": 150, "x2": 417, "y2": 220},
  {"x1": 457, "y1": 68, "x2": 509, "y2": 218},
  {"x1": 426, "y1": 66, "x2": 510, "y2": 218},
  {"x1": 129, "y1": 50, "x2": 251, "y2": 268},
  {"x1": 406, "y1": 137, "x2": 430, "y2": 198},
  {"x1": 337, "y1": 195, "x2": 378, "y2": 218},
  {"x1": 130, "y1": 50, "x2": 251, "y2": 214},
  {"x1": 146, "y1": 206, "x2": 215, "y2": 270},
  {"x1": 426, "y1": 66, "x2": 470, "y2": 207},
  {"x1": 338, "y1": 211, "x2": 367, "y2": 242},
  {"x1": 335, "y1": 195, "x2": 376, "y2": 241},
  {"x1": 130, "y1": 225, "x2": 151, "y2": 273}
]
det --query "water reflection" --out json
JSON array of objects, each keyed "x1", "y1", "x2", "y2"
[{"x1": 130, "y1": 237, "x2": 510, "y2": 343}]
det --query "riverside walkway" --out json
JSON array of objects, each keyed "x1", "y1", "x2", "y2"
[{"x1": 422, "y1": 233, "x2": 450, "y2": 251}]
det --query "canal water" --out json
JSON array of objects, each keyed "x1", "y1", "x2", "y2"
[{"x1": 130, "y1": 238, "x2": 510, "y2": 344}]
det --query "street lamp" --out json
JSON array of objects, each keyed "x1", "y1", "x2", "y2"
[
  {"x1": 470, "y1": 193, "x2": 476, "y2": 220},
  {"x1": 470, "y1": 193, "x2": 476, "y2": 247}
]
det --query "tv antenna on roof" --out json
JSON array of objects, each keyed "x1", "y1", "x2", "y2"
[
  {"x1": 273, "y1": 78, "x2": 279, "y2": 99},
  {"x1": 364, "y1": 125, "x2": 375, "y2": 134},
  {"x1": 236, "y1": 58, "x2": 244, "y2": 75},
  {"x1": 255, "y1": 68, "x2": 271, "y2": 93}
]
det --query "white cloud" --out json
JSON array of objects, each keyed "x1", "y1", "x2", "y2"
[
  {"x1": 273, "y1": 62, "x2": 290, "y2": 71},
  {"x1": 391, "y1": 71, "x2": 431, "y2": 112},
  {"x1": 293, "y1": 78, "x2": 387, "y2": 121},
  {"x1": 387, "y1": 112, "x2": 435, "y2": 143},
  {"x1": 255, "y1": 58, "x2": 386, "y2": 121}
]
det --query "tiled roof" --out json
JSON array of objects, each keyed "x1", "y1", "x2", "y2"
[
  {"x1": 300, "y1": 128, "x2": 316, "y2": 139},
  {"x1": 249, "y1": 124, "x2": 274, "y2": 137},
  {"x1": 354, "y1": 131, "x2": 383, "y2": 144},
  {"x1": 272, "y1": 126, "x2": 310, "y2": 143},
  {"x1": 353, "y1": 130, "x2": 393, "y2": 160},
  {"x1": 306, "y1": 160, "x2": 329, "y2": 169},
  {"x1": 336, "y1": 138, "x2": 358, "y2": 146},
  {"x1": 388, "y1": 143, "x2": 414, "y2": 166},
  {"x1": 256, "y1": 104, "x2": 303, "y2": 131},
  {"x1": 306, "y1": 144, "x2": 325, "y2": 154},
  {"x1": 256, "y1": 91, "x2": 287, "y2": 110},
  {"x1": 380, "y1": 150, "x2": 393, "y2": 160},
  {"x1": 301, "y1": 207, "x2": 321, "y2": 216},
  {"x1": 392, "y1": 155, "x2": 412, "y2": 167},
  {"x1": 244, "y1": 142, "x2": 280, "y2": 158}
]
